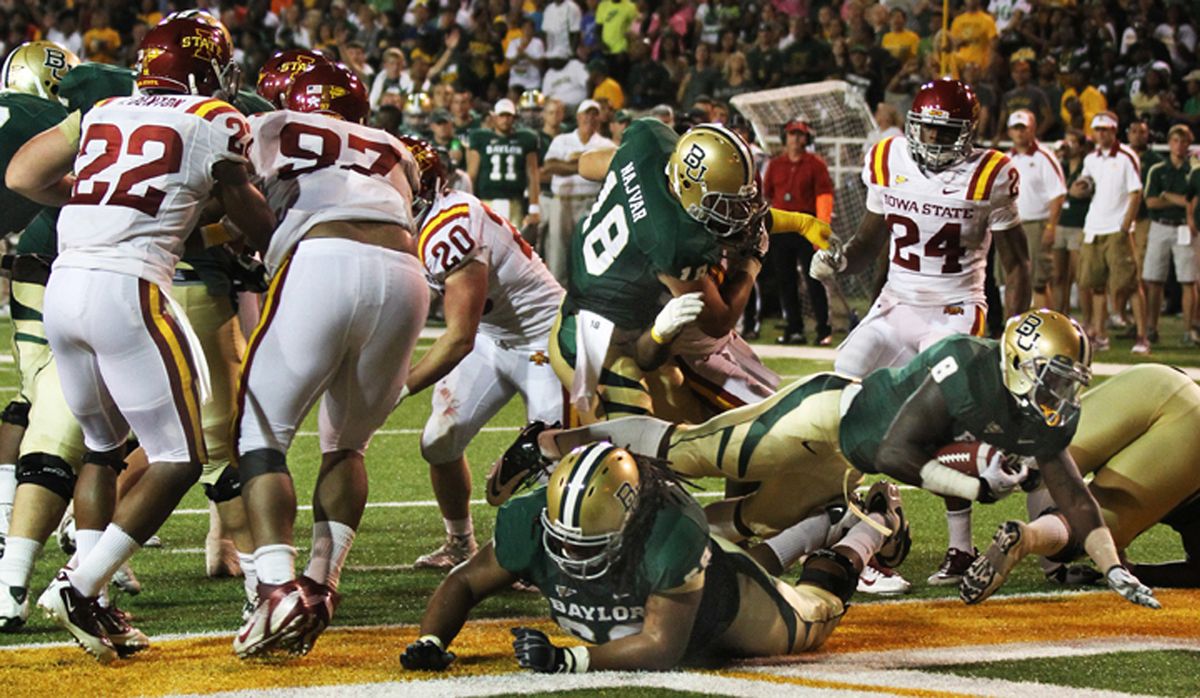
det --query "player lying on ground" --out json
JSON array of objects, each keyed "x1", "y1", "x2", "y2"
[
  {"x1": 962, "y1": 363, "x2": 1200, "y2": 603},
  {"x1": 498, "y1": 310, "x2": 1159, "y2": 608},
  {"x1": 401, "y1": 442, "x2": 910, "y2": 673}
]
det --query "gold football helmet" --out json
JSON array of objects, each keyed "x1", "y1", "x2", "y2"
[
  {"x1": 542, "y1": 442, "x2": 640, "y2": 580},
  {"x1": 518, "y1": 89, "x2": 545, "y2": 111},
  {"x1": 1000, "y1": 309, "x2": 1092, "y2": 427},
  {"x1": 1, "y1": 41, "x2": 79, "y2": 102},
  {"x1": 666, "y1": 123, "x2": 767, "y2": 239}
]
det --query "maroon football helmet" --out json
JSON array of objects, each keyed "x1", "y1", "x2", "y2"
[
  {"x1": 285, "y1": 63, "x2": 369, "y2": 124},
  {"x1": 906, "y1": 78, "x2": 980, "y2": 171},
  {"x1": 136, "y1": 16, "x2": 234, "y2": 97},
  {"x1": 396, "y1": 134, "x2": 447, "y2": 221},
  {"x1": 257, "y1": 49, "x2": 331, "y2": 109}
]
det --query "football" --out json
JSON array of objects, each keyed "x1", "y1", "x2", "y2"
[{"x1": 934, "y1": 440, "x2": 1001, "y2": 476}]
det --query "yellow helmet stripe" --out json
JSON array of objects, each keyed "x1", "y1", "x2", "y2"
[{"x1": 560, "y1": 443, "x2": 615, "y2": 529}]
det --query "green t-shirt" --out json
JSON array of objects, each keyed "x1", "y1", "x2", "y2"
[
  {"x1": 839, "y1": 335, "x2": 1079, "y2": 472},
  {"x1": 0, "y1": 93, "x2": 68, "y2": 236},
  {"x1": 468, "y1": 127, "x2": 539, "y2": 199},
  {"x1": 494, "y1": 484, "x2": 710, "y2": 645},
  {"x1": 1059, "y1": 155, "x2": 1090, "y2": 229},
  {"x1": 1144, "y1": 158, "x2": 1191, "y2": 224},
  {"x1": 563, "y1": 118, "x2": 720, "y2": 330},
  {"x1": 1137, "y1": 148, "x2": 1164, "y2": 220}
]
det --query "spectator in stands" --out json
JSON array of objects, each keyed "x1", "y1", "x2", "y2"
[
  {"x1": 543, "y1": 53, "x2": 590, "y2": 111},
  {"x1": 542, "y1": 100, "x2": 614, "y2": 282},
  {"x1": 610, "y1": 108, "x2": 632, "y2": 144},
  {"x1": 46, "y1": 10, "x2": 82, "y2": 57},
  {"x1": 588, "y1": 58, "x2": 625, "y2": 109},
  {"x1": 1056, "y1": 129, "x2": 1093, "y2": 314},
  {"x1": 625, "y1": 38, "x2": 674, "y2": 109},
  {"x1": 1008, "y1": 109, "x2": 1067, "y2": 309},
  {"x1": 882, "y1": 8, "x2": 920, "y2": 64},
  {"x1": 678, "y1": 42, "x2": 720, "y2": 108},
  {"x1": 712, "y1": 51, "x2": 753, "y2": 104},
  {"x1": 763, "y1": 119, "x2": 834, "y2": 346},
  {"x1": 843, "y1": 44, "x2": 882, "y2": 109},
  {"x1": 1036, "y1": 56, "x2": 1063, "y2": 139},
  {"x1": 370, "y1": 48, "x2": 406, "y2": 110},
  {"x1": 782, "y1": 17, "x2": 832, "y2": 84},
  {"x1": 341, "y1": 41, "x2": 375, "y2": 85},
  {"x1": 597, "y1": 0, "x2": 637, "y2": 76},
  {"x1": 507, "y1": 17, "x2": 545, "y2": 92},
  {"x1": 1143, "y1": 124, "x2": 1197, "y2": 346},
  {"x1": 543, "y1": 0, "x2": 583, "y2": 61},
  {"x1": 747, "y1": 23, "x2": 784, "y2": 90},
  {"x1": 1078, "y1": 112, "x2": 1149, "y2": 354},
  {"x1": 83, "y1": 9, "x2": 121, "y2": 64},
  {"x1": 450, "y1": 89, "x2": 481, "y2": 138},
  {"x1": 1061, "y1": 61, "x2": 1107, "y2": 138},
  {"x1": 430, "y1": 109, "x2": 467, "y2": 172},
  {"x1": 995, "y1": 54, "x2": 1053, "y2": 142},
  {"x1": 950, "y1": 0, "x2": 997, "y2": 71}
]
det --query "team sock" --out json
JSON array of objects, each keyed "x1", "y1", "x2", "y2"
[
  {"x1": 835, "y1": 513, "x2": 887, "y2": 568},
  {"x1": 0, "y1": 537, "x2": 41, "y2": 588},
  {"x1": 237, "y1": 552, "x2": 258, "y2": 601},
  {"x1": 67, "y1": 524, "x2": 140, "y2": 598},
  {"x1": 73, "y1": 528, "x2": 103, "y2": 571},
  {"x1": 764, "y1": 510, "x2": 834, "y2": 571},
  {"x1": 304, "y1": 520, "x2": 355, "y2": 591},
  {"x1": 0, "y1": 464, "x2": 15, "y2": 536},
  {"x1": 445, "y1": 516, "x2": 473, "y2": 540},
  {"x1": 254, "y1": 544, "x2": 297, "y2": 586},
  {"x1": 946, "y1": 506, "x2": 973, "y2": 552}
]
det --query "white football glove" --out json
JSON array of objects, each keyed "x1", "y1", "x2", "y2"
[
  {"x1": 1105, "y1": 566, "x2": 1161, "y2": 609},
  {"x1": 978, "y1": 448, "x2": 1028, "y2": 502},
  {"x1": 652, "y1": 292, "x2": 704, "y2": 343},
  {"x1": 809, "y1": 241, "x2": 846, "y2": 281}
]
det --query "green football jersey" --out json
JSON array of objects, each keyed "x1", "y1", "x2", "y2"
[
  {"x1": 0, "y1": 93, "x2": 68, "y2": 236},
  {"x1": 494, "y1": 484, "x2": 710, "y2": 645},
  {"x1": 469, "y1": 127, "x2": 539, "y2": 199},
  {"x1": 839, "y1": 334, "x2": 1078, "y2": 472},
  {"x1": 562, "y1": 118, "x2": 720, "y2": 330},
  {"x1": 16, "y1": 208, "x2": 58, "y2": 256},
  {"x1": 58, "y1": 63, "x2": 135, "y2": 115},
  {"x1": 232, "y1": 88, "x2": 274, "y2": 116}
]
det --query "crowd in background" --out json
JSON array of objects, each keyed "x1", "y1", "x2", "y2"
[{"x1": 6, "y1": 0, "x2": 1200, "y2": 344}]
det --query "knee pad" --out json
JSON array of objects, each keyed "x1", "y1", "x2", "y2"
[
  {"x1": 238, "y1": 448, "x2": 288, "y2": 483},
  {"x1": 16, "y1": 452, "x2": 76, "y2": 501},
  {"x1": 1, "y1": 400, "x2": 30, "y2": 428},
  {"x1": 203, "y1": 465, "x2": 242, "y2": 503},
  {"x1": 798, "y1": 549, "x2": 858, "y2": 604},
  {"x1": 86, "y1": 447, "x2": 127, "y2": 473}
]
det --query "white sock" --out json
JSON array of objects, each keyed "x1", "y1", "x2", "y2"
[
  {"x1": 946, "y1": 507, "x2": 973, "y2": 552},
  {"x1": 74, "y1": 528, "x2": 103, "y2": 570},
  {"x1": 0, "y1": 536, "x2": 41, "y2": 588},
  {"x1": 835, "y1": 514, "x2": 887, "y2": 568},
  {"x1": 445, "y1": 516, "x2": 473, "y2": 539},
  {"x1": 66, "y1": 524, "x2": 140, "y2": 598},
  {"x1": 553, "y1": 416, "x2": 674, "y2": 458},
  {"x1": 237, "y1": 552, "x2": 257, "y2": 600},
  {"x1": 304, "y1": 520, "x2": 356, "y2": 590},
  {"x1": 764, "y1": 510, "x2": 834, "y2": 571},
  {"x1": 253, "y1": 544, "x2": 296, "y2": 585},
  {"x1": 0, "y1": 464, "x2": 15, "y2": 535}
]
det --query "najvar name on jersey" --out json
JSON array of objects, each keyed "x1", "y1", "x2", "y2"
[
  {"x1": 55, "y1": 94, "x2": 251, "y2": 288},
  {"x1": 839, "y1": 334, "x2": 1077, "y2": 472},
  {"x1": 864, "y1": 136, "x2": 1020, "y2": 305},
  {"x1": 249, "y1": 109, "x2": 420, "y2": 274},
  {"x1": 417, "y1": 188, "x2": 563, "y2": 348}
]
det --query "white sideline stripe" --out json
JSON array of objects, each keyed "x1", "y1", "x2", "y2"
[{"x1": 293, "y1": 425, "x2": 521, "y2": 438}]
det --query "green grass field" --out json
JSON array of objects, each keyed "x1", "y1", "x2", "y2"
[{"x1": 3, "y1": 313, "x2": 1199, "y2": 696}]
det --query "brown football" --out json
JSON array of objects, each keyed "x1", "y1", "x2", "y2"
[{"x1": 934, "y1": 441, "x2": 999, "y2": 508}]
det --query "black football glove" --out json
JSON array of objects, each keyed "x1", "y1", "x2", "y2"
[
  {"x1": 230, "y1": 253, "x2": 270, "y2": 294},
  {"x1": 400, "y1": 636, "x2": 456, "y2": 670},
  {"x1": 512, "y1": 627, "x2": 585, "y2": 673}
]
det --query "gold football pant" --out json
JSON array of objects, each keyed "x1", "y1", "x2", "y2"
[
  {"x1": 549, "y1": 308, "x2": 657, "y2": 422},
  {"x1": 1069, "y1": 364, "x2": 1200, "y2": 549}
]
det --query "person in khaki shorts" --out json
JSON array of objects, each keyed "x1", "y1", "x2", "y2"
[
  {"x1": 1076, "y1": 111, "x2": 1149, "y2": 353},
  {"x1": 1143, "y1": 124, "x2": 1196, "y2": 346},
  {"x1": 1008, "y1": 109, "x2": 1066, "y2": 309},
  {"x1": 1055, "y1": 129, "x2": 1092, "y2": 314}
]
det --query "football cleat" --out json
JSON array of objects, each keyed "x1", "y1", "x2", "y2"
[
  {"x1": 112, "y1": 563, "x2": 142, "y2": 596},
  {"x1": 233, "y1": 580, "x2": 311, "y2": 659},
  {"x1": 206, "y1": 535, "x2": 242, "y2": 578},
  {"x1": 413, "y1": 534, "x2": 477, "y2": 570},
  {"x1": 486, "y1": 421, "x2": 555, "y2": 506},
  {"x1": 241, "y1": 597, "x2": 257, "y2": 623},
  {"x1": 960, "y1": 520, "x2": 1027, "y2": 604},
  {"x1": 864, "y1": 481, "x2": 911, "y2": 569},
  {"x1": 57, "y1": 508, "x2": 76, "y2": 555},
  {"x1": 37, "y1": 570, "x2": 117, "y2": 664},
  {"x1": 0, "y1": 584, "x2": 29, "y2": 631},
  {"x1": 143, "y1": 535, "x2": 163, "y2": 549},
  {"x1": 96, "y1": 604, "x2": 150, "y2": 658},
  {"x1": 927, "y1": 546, "x2": 978, "y2": 586},
  {"x1": 288, "y1": 575, "x2": 342, "y2": 656},
  {"x1": 856, "y1": 562, "x2": 912, "y2": 595}
]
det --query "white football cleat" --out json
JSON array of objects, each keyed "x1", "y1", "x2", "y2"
[
  {"x1": 233, "y1": 580, "x2": 312, "y2": 659},
  {"x1": 0, "y1": 583, "x2": 29, "y2": 631},
  {"x1": 111, "y1": 563, "x2": 141, "y2": 596},
  {"x1": 413, "y1": 534, "x2": 477, "y2": 570},
  {"x1": 856, "y1": 562, "x2": 912, "y2": 595}
]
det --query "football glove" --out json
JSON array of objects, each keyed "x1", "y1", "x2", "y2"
[
  {"x1": 809, "y1": 241, "x2": 846, "y2": 281},
  {"x1": 1105, "y1": 566, "x2": 1161, "y2": 610},
  {"x1": 977, "y1": 447, "x2": 1027, "y2": 502},
  {"x1": 769, "y1": 209, "x2": 832, "y2": 250},
  {"x1": 651, "y1": 292, "x2": 704, "y2": 344},
  {"x1": 230, "y1": 253, "x2": 270, "y2": 294},
  {"x1": 400, "y1": 635, "x2": 456, "y2": 670},
  {"x1": 511, "y1": 627, "x2": 588, "y2": 673}
]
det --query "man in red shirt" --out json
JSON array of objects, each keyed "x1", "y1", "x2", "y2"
[{"x1": 763, "y1": 119, "x2": 835, "y2": 344}]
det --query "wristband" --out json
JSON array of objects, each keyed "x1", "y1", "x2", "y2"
[
  {"x1": 918, "y1": 459, "x2": 982, "y2": 500},
  {"x1": 650, "y1": 326, "x2": 668, "y2": 345},
  {"x1": 418, "y1": 634, "x2": 444, "y2": 650},
  {"x1": 528, "y1": 203, "x2": 541, "y2": 214},
  {"x1": 564, "y1": 645, "x2": 590, "y2": 673}
]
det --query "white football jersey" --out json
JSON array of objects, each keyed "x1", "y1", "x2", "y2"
[
  {"x1": 418, "y1": 188, "x2": 563, "y2": 348},
  {"x1": 862, "y1": 136, "x2": 1020, "y2": 305},
  {"x1": 249, "y1": 110, "x2": 420, "y2": 273},
  {"x1": 56, "y1": 94, "x2": 251, "y2": 287}
]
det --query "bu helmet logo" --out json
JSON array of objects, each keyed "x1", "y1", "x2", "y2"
[
  {"x1": 681, "y1": 143, "x2": 708, "y2": 182},
  {"x1": 1014, "y1": 313, "x2": 1043, "y2": 351},
  {"x1": 42, "y1": 47, "x2": 68, "y2": 79}
]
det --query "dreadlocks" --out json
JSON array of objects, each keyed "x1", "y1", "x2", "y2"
[{"x1": 609, "y1": 453, "x2": 696, "y2": 589}]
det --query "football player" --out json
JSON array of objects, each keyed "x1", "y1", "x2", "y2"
[
  {"x1": 3, "y1": 17, "x2": 275, "y2": 663},
  {"x1": 466, "y1": 98, "x2": 541, "y2": 228},
  {"x1": 810, "y1": 78, "x2": 1033, "y2": 589},
  {"x1": 504, "y1": 310, "x2": 1159, "y2": 609},
  {"x1": 401, "y1": 92, "x2": 433, "y2": 139},
  {"x1": 256, "y1": 49, "x2": 332, "y2": 110},
  {"x1": 401, "y1": 442, "x2": 909, "y2": 673},
  {"x1": 394, "y1": 138, "x2": 565, "y2": 569},
  {"x1": 548, "y1": 118, "x2": 828, "y2": 423},
  {"x1": 234, "y1": 63, "x2": 426, "y2": 658},
  {"x1": 962, "y1": 363, "x2": 1200, "y2": 602}
]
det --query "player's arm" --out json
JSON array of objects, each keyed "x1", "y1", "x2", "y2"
[
  {"x1": 404, "y1": 260, "x2": 488, "y2": 396},
  {"x1": 659, "y1": 256, "x2": 759, "y2": 338},
  {"x1": 525, "y1": 150, "x2": 541, "y2": 216},
  {"x1": 512, "y1": 582, "x2": 704, "y2": 673},
  {"x1": 994, "y1": 223, "x2": 1032, "y2": 314},
  {"x1": 211, "y1": 160, "x2": 275, "y2": 253},
  {"x1": 814, "y1": 210, "x2": 888, "y2": 279},
  {"x1": 403, "y1": 542, "x2": 517, "y2": 669},
  {"x1": 7, "y1": 112, "x2": 81, "y2": 207},
  {"x1": 578, "y1": 147, "x2": 616, "y2": 181}
]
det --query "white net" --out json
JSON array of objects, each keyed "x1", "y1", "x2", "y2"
[{"x1": 732, "y1": 81, "x2": 882, "y2": 306}]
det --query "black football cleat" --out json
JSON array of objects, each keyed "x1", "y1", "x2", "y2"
[{"x1": 486, "y1": 421, "x2": 556, "y2": 506}]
